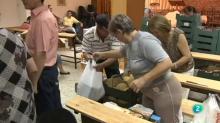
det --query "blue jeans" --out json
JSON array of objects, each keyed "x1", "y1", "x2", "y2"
[{"x1": 35, "y1": 64, "x2": 62, "y2": 117}]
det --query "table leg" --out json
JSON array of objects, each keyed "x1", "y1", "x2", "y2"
[{"x1": 72, "y1": 37, "x2": 77, "y2": 69}]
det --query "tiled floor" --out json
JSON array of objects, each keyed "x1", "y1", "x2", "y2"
[{"x1": 58, "y1": 61, "x2": 82, "y2": 123}]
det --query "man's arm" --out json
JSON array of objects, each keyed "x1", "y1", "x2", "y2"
[
  {"x1": 93, "y1": 58, "x2": 117, "y2": 71},
  {"x1": 98, "y1": 58, "x2": 117, "y2": 67},
  {"x1": 93, "y1": 49, "x2": 124, "y2": 60},
  {"x1": 27, "y1": 52, "x2": 46, "y2": 92},
  {"x1": 26, "y1": 57, "x2": 38, "y2": 93}
]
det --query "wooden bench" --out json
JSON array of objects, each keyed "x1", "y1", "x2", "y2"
[
  {"x1": 192, "y1": 52, "x2": 220, "y2": 63},
  {"x1": 174, "y1": 72, "x2": 220, "y2": 94},
  {"x1": 66, "y1": 96, "x2": 200, "y2": 122},
  {"x1": 182, "y1": 99, "x2": 200, "y2": 117},
  {"x1": 7, "y1": 27, "x2": 77, "y2": 39},
  {"x1": 7, "y1": 27, "x2": 27, "y2": 33},
  {"x1": 58, "y1": 32, "x2": 76, "y2": 39},
  {"x1": 66, "y1": 96, "x2": 151, "y2": 123}
]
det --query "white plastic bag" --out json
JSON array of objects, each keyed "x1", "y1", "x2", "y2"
[
  {"x1": 193, "y1": 94, "x2": 220, "y2": 123},
  {"x1": 77, "y1": 60, "x2": 105, "y2": 101}
]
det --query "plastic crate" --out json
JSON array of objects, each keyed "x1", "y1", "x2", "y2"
[
  {"x1": 197, "y1": 70, "x2": 220, "y2": 81},
  {"x1": 217, "y1": 31, "x2": 220, "y2": 54},
  {"x1": 176, "y1": 14, "x2": 201, "y2": 44},
  {"x1": 194, "y1": 59, "x2": 210, "y2": 69},
  {"x1": 103, "y1": 76, "x2": 142, "y2": 108},
  {"x1": 192, "y1": 28, "x2": 220, "y2": 54},
  {"x1": 176, "y1": 14, "x2": 201, "y2": 28},
  {"x1": 181, "y1": 29, "x2": 193, "y2": 42}
]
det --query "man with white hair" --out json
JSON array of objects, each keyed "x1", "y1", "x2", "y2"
[{"x1": 0, "y1": 1, "x2": 37, "y2": 122}]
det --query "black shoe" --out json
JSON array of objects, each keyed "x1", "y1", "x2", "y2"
[{"x1": 60, "y1": 72, "x2": 70, "y2": 75}]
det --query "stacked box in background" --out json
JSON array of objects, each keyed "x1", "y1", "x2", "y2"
[
  {"x1": 216, "y1": 28, "x2": 220, "y2": 54},
  {"x1": 192, "y1": 28, "x2": 220, "y2": 54},
  {"x1": 176, "y1": 14, "x2": 201, "y2": 45},
  {"x1": 197, "y1": 70, "x2": 220, "y2": 81}
]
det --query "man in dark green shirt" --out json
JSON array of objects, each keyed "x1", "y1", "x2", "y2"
[{"x1": 140, "y1": 8, "x2": 152, "y2": 32}]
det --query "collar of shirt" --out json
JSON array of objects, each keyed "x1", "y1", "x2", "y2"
[{"x1": 31, "y1": 5, "x2": 48, "y2": 17}]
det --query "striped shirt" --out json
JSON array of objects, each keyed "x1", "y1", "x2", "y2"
[{"x1": 82, "y1": 26, "x2": 120, "y2": 53}]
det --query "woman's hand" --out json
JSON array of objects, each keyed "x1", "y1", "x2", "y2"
[{"x1": 130, "y1": 77, "x2": 146, "y2": 93}]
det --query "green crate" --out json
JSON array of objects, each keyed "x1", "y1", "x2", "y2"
[
  {"x1": 192, "y1": 43, "x2": 217, "y2": 54},
  {"x1": 103, "y1": 81, "x2": 142, "y2": 108},
  {"x1": 192, "y1": 28, "x2": 220, "y2": 54},
  {"x1": 193, "y1": 28, "x2": 219, "y2": 42},
  {"x1": 194, "y1": 59, "x2": 210, "y2": 69},
  {"x1": 197, "y1": 70, "x2": 220, "y2": 81},
  {"x1": 181, "y1": 28, "x2": 194, "y2": 33},
  {"x1": 184, "y1": 32, "x2": 193, "y2": 43},
  {"x1": 181, "y1": 28, "x2": 194, "y2": 44},
  {"x1": 176, "y1": 14, "x2": 201, "y2": 45},
  {"x1": 176, "y1": 14, "x2": 201, "y2": 28},
  {"x1": 217, "y1": 31, "x2": 220, "y2": 54}
]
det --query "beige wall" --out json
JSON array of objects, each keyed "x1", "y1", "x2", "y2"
[
  {"x1": 44, "y1": 0, "x2": 91, "y2": 18},
  {"x1": 111, "y1": 0, "x2": 127, "y2": 16},
  {"x1": 0, "y1": 0, "x2": 91, "y2": 27},
  {"x1": 0, "y1": 0, "x2": 26, "y2": 27}
]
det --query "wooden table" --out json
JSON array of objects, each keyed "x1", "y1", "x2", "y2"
[
  {"x1": 191, "y1": 52, "x2": 220, "y2": 63},
  {"x1": 181, "y1": 99, "x2": 200, "y2": 117},
  {"x1": 66, "y1": 96, "x2": 151, "y2": 123},
  {"x1": 7, "y1": 27, "x2": 27, "y2": 33},
  {"x1": 7, "y1": 27, "x2": 80, "y2": 69},
  {"x1": 58, "y1": 33, "x2": 80, "y2": 69},
  {"x1": 174, "y1": 72, "x2": 220, "y2": 94}
]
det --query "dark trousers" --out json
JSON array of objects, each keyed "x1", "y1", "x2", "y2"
[
  {"x1": 97, "y1": 60, "x2": 120, "y2": 78},
  {"x1": 35, "y1": 64, "x2": 62, "y2": 117}
]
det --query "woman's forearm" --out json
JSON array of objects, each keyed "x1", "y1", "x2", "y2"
[
  {"x1": 102, "y1": 49, "x2": 124, "y2": 59},
  {"x1": 175, "y1": 34, "x2": 192, "y2": 68},
  {"x1": 173, "y1": 56, "x2": 191, "y2": 68}
]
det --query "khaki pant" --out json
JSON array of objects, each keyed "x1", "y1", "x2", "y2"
[{"x1": 142, "y1": 76, "x2": 182, "y2": 123}]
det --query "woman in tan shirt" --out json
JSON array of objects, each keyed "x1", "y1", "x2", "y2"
[{"x1": 148, "y1": 15, "x2": 194, "y2": 75}]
